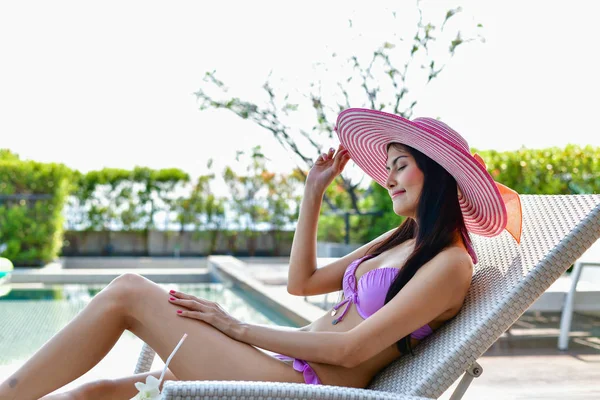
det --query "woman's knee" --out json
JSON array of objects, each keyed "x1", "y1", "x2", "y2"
[
  {"x1": 96, "y1": 273, "x2": 149, "y2": 313},
  {"x1": 111, "y1": 272, "x2": 147, "y2": 286},
  {"x1": 107, "y1": 273, "x2": 147, "y2": 297}
]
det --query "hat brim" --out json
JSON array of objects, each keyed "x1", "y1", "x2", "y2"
[{"x1": 336, "y1": 108, "x2": 507, "y2": 237}]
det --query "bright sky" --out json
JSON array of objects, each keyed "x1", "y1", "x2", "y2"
[{"x1": 1, "y1": 0, "x2": 599, "y2": 190}]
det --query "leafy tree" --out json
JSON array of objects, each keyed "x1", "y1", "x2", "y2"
[
  {"x1": 133, "y1": 167, "x2": 190, "y2": 232},
  {"x1": 223, "y1": 146, "x2": 272, "y2": 255},
  {"x1": 202, "y1": 190, "x2": 226, "y2": 254},
  {"x1": 194, "y1": 2, "x2": 483, "y2": 223},
  {"x1": 66, "y1": 168, "x2": 132, "y2": 232},
  {"x1": 66, "y1": 167, "x2": 189, "y2": 255},
  {"x1": 264, "y1": 168, "x2": 304, "y2": 255},
  {"x1": 173, "y1": 160, "x2": 226, "y2": 254}
]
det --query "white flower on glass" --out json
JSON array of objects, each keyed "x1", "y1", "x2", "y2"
[{"x1": 132, "y1": 375, "x2": 161, "y2": 400}]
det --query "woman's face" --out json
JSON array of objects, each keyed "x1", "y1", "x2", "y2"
[{"x1": 385, "y1": 144, "x2": 424, "y2": 218}]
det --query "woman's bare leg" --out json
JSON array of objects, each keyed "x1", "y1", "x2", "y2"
[
  {"x1": 40, "y1": 369, "x2": 178, "y2": 400},
  {"x1": 0, "y1": 273, "x2": 305, "y2": 400},
  {"x1": 0, "y1": 277, "x2": 132, "y2": 400}
]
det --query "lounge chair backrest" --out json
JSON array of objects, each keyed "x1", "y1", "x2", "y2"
[{"x1": 368, "y1": 195, "x2": 600, "y2": 398}]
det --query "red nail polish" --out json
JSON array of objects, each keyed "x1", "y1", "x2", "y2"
[
  {"x1": 170, "y1": 297, "x2": 175, "y2": 301},
  {"x1": 169, "y1": 290, "x2": 176, "y2": 294},
  {"x1": 177, "y1": 310, "x2": 182, "y2": 314}
]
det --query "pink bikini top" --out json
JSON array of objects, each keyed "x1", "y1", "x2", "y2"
[{"x1": 331, "y1": 254, "x2": 433, "y2": 340}]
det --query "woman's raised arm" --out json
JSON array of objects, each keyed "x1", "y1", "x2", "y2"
[{"x1": 286, "y1": 145, "x2": 350, "y2": 295}]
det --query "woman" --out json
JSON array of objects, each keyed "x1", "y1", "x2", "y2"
[{"x1": 0, "y1": 109, "x2": 520, "y2": 399}]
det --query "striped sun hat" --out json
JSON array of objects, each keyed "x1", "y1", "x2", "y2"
[{"x1": 335, "y1": 108, "x2": 519, "y2": 239}]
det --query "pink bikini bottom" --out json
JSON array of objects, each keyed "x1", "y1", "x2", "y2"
[{"x1": 273, "y1": 354, "x2": 322, "y2": 385}]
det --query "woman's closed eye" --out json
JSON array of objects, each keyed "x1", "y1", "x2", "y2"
[{"x1": 386, "y1": 165, "x2": 407, "y2": 172}]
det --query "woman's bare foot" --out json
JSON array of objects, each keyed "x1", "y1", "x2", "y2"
[
  {"x1": 39, "y1": 392, "x2": 80, "y2": 400},
  {"x1": 39, "y1": 389, "x2": 82, "y2": 400},
  {"x1": 40, "y1": 380, "x2": 112, "y2": 400}
]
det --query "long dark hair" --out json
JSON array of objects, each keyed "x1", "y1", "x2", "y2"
[{"x1": 368, "y1": 143, "x2": 472, "y2": 355}]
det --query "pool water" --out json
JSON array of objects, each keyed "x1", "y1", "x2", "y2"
[{"x1": 0, "y1": 283, "x2": 296, "y2": 368}]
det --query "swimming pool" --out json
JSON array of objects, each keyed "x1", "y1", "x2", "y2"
[{"x1": 0, "y1": 283, "x2": 297, "y2": 369}]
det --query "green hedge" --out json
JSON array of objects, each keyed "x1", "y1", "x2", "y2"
[
  {"x1": 1, "y1": 145, "x2": 596, "y2": 264},
  {"x1": 0, "y1": 159, "x2": 73, "y2": 266},
  {"x1": 476, "y1": 145, "x2": 599, "y2": 194},
  {"x1": 69, "y1": 166, "x2": 190, "y2": 232}
]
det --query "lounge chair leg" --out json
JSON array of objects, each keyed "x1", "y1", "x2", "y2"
[
  {"x1": 135, "y1": 343, "x2": 156, "y2": 374},
  {"x1": 449, "y1": 362, "x2": 483, "y2": 400},
  {"x1": 558, "y1": 261, "x2": 584, "y2": 350}
]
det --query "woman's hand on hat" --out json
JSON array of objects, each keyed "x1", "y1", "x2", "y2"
[{"x1": 306, "y1": 144, "x2": 351, "y2": 194}]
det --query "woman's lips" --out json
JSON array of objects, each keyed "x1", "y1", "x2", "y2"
[{"x1": 391, "y1": 190, "x2": 406, "y2": 199}]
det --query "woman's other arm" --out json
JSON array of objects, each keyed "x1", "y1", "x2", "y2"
[
  {"x1": 287, "y1": 145, "x2": 350, "y2": 295},
  {"x1": 287, "y1": 145, "x2": 396, "y2": 296}
]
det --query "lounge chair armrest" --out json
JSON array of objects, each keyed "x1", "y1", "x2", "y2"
[{"x1": 161, "y1": 380, "x2": 432, "y2": 399}]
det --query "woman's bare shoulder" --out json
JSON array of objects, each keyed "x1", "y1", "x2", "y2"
[{"x1": 426, "y1": 245, "x2": 474, "y2": 318}]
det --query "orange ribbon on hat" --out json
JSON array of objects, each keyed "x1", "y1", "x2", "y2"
[{"x1": 473, "y1": 153, "x2": 523, "y2": 244}]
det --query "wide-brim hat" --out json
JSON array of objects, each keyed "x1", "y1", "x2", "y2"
[{"x1": 335, "y1": 108, "x2": 522, "y2": 241}]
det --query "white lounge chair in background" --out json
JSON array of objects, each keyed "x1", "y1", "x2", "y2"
[
  {"x1": 525, "y1": 238, "x2": 600, "y2": 350},
  {"x1": 134, "y1": 194, "x2": 600, "y2": 399},
  {"x1": 558, "y1": 238, "x2": 600, "y2": 350}
]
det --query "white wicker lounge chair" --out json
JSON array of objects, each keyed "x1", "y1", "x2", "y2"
[{"x1": 134, "y1": 194, "x2": 600, "y2": 399}]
